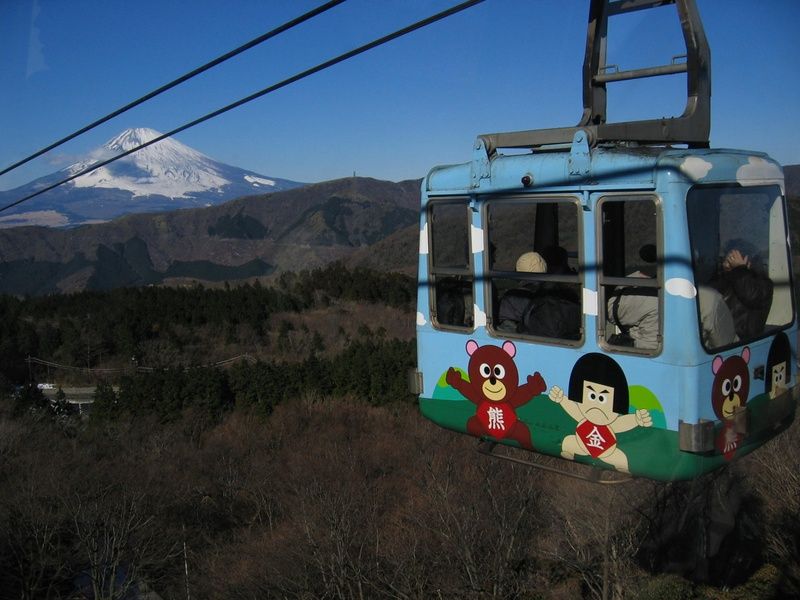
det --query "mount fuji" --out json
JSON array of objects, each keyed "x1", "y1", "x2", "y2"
[{"x1": 0, "y1": 128, "x2": 305, "y2": 228}]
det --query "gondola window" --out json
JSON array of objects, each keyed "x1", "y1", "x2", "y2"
[
  {"x1": 599, "y1": 195, "x2": 662, "y2": 353},
  {"x1": 688, "y1": 185, "x2": 794, "y2": 351},
  {"x1": 486, "y1": 198, "x2": 582, "y2": 342},
  {"x1": 429, "y1": 199, "x2": 473, "y2": 330}
]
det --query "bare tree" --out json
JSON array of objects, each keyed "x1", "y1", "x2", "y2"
[
  {"x1": 747, "y1": 418, "x2": 800, "y2": 594},
  {"x1": 64, "y1": 484, "x2": 177, "y2": 600},
  {"x1": 1, "y1": 468, "x2": 71, "y2": 598},
  {"x1": 538, "y1": 475, "x2": 658, "y2": 600}
]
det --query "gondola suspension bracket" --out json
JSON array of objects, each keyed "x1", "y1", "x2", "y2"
[
  {"x1": 470, "y1": 137, "x2": 491, "y2": 189},
  {"x1": 568, "y1": 130, "x2": 592, "y2": 178}
]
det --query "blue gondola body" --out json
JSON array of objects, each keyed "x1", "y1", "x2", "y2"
[{"x1": 415, "y1": 141, "x2": 796, "y2": 481}]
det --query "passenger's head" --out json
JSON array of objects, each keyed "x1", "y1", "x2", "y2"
[
  {"x1": 638, "y1": 243, "x2": 657, "y2": 278},
  {"x1": 639, "y1": 244, "x2": 657, "y2": 264},
  {"x1": 516, "y1": 251, "x2": 547, "y2": 273},
  {"x1": 722, "y1": 239, "x2": 762, "y2": 271},
  {"x1": 723, "y1": 239, "x2": 757, "y2": 258}
]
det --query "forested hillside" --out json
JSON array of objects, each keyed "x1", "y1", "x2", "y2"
[
  {"x1": 0, "y1": 262, "x2": 414, "y2": 382},
  {"x1": 1, "y1": 264, "x2": 799, "y2": 599}
]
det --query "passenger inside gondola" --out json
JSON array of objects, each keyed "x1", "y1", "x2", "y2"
[
  {"x1": 599, "y1": 196, "x2": 662, "y2": 352},
  {"x1": 497, "y1": 251, "x2": 581, "y2": 339},
  {"x1": 697, "y1": 285, "x2": 738, "y2": 348},
  {"x1": 710, "y1": 240, "x2": 774, "y2": 341},
  {"x1": 606, "y1": 244, "x2": 659, "y2": 349},
  {"x1": 487, "y1": 199, "x2": 582, "y2": 341},
  {"x1": 687, "y1": 186, "x2": 791, "y2": 351}
]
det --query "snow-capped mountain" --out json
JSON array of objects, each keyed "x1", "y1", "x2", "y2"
[{"x1": 0, "y1": 128, "x2": 305, "y2": 228}]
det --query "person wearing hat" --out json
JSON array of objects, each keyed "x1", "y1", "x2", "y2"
[
  {"x1": 497, "y1": 251, "x2": 580, "y2": 339},
  {"x1": 515, "y1": 251, "x2": 548, "y2": 274}
]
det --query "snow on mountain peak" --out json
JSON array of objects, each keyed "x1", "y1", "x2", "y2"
[
  {"x1": 105, "y1": 127, "x2": 163, "y2": 151},
  {"x1": 0, "y1": 127, "x2": 304, "y2": 228}
]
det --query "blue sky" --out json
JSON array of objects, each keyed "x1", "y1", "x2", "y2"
[{"x1": 1, "y1": 0, "x2": 798, "y2": 192}]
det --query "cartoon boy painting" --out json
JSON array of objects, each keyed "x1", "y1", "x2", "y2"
[
  {"x1": 548, "y1": 353, "x2": 652, "y2": 473},
  {"x1": 766, "y1": 332, "x2": 791, "y2": 400}
]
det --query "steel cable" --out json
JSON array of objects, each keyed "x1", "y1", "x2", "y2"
[{"x1": 0, "y1": 0, "x2": 485, "y2": 214}]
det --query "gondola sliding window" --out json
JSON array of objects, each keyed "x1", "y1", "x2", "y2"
[
  {"x1": 486, "y1": 198, "x2": 582, "y2": 342},
  {"x1": 429, "y1": 199, "x2": 473, "y2": 330},
  {"x1": 598, "y1": 195, "x2": 662, "y2": 353}
]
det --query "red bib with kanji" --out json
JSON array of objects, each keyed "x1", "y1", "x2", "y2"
[
  {"x1": 576, "y1": 420, "x2": 616, "y2": 458},
  {"x1": 476, "y1": 401, "x2": 517, "y2": 439}
]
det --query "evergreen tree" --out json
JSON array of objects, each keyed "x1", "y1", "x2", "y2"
[{"x1": 91, "y1": 381, "x2": 119, "y2": 422}]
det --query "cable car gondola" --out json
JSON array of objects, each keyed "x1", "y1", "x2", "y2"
[{"x1": 411, "y1": 0, "x2": 797, "y2": 482}]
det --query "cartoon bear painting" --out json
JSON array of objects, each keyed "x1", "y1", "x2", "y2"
[
  {"x1": 548, "y1": 352, "x2": 652, "y2": 473},
  {"x1": 446, "y1": 340, "x2": 545, "y2": 449},
  {"x1": 711, "y1": 347, "x2": 750, "y2": 459}
]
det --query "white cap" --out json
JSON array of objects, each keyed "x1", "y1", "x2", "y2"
[{"x1": 516, "y1": 251, "x2": 547, "y2": 273}]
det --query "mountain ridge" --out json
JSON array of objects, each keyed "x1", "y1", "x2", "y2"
[
  {"x1": 0, "y1": 160, "x2": 795, "y2": 296},
  {"x1": 0, "y1": 176, "x2": 422, "y2": 295}
]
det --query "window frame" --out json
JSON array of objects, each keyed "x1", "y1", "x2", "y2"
[
  {"x1": 427, "y1": 196, "x2": 474, "y2": 332},
  {"x1": 596, "y1": 192, "x2": 664, "y2": 356},
  {"x1": 482, "y1": 194, "x2": 584, "y2": 346}
]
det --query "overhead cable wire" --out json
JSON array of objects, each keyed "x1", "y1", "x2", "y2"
[
  {"x1": 27, "y1": 353, "x2": 255, "y2": 374},
  {"x1": 0, "y1": 0, "x2": 346, "y2": 179},
  {"x1": 0, "y1": 0, "x2": 486, "y2": 214}
]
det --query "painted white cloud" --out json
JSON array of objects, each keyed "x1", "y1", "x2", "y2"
[
  {"x1": 419, "y1": 222, "x2": 429, "y2": 255},
  {"x1": 471, "y1": 224, "x2": 484, "y2": 253},
  {"x1": 736, "y1": 156, "x2": 783, "y2": 185},
  {"x1": 582, "y1": 288, "x2": 598, "y2": 316},
  {"x1": 416, "y1": 311, "x2": 428, "y2": 326},
  {"x1": 666, "y1": 277, "x2": 696, "y2": 299},
  {"x1": 474, "y1": 304, "x2": 487, "y2": 327},
  {"x1": 679, "y1": 156, "x2": 713, "y2": 182}
]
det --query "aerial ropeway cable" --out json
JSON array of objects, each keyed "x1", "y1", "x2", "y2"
[
  {"x1": 0, "y1": 0, "x2": 346, "y2": 179},
  {"x1": 0, "y1": 0, "x2": 486, "y2": 215}
]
